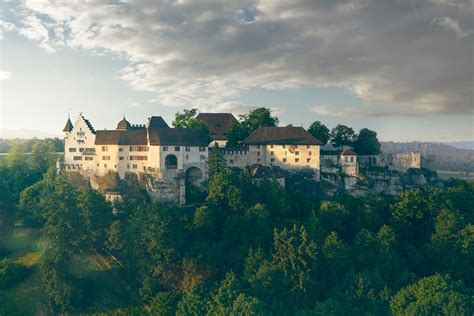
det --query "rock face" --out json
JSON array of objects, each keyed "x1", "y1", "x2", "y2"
[
  {"x1": 65, "y1": 168, "x2": 209, "y2": 205},
  {"x1": 321, "y1": 167, "x2": 441, "y2": 197},
  {"x1": 145, "y1": 169, "x2": 184, "y2": 204}
]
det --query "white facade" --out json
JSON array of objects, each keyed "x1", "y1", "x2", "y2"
[
  {"x1": 223, "y1": 144, "x2": 321, "y2": 179},
  {"x1": 63, "y1": 115, "x2": 97, "y2": 172},
  {"x1": 62, "y1": 115, "x2": 209, "y2": 183}
]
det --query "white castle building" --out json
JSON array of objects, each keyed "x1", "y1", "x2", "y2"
[{"x1": 61, "y1": 113, "x2": 323, "y2": 204}]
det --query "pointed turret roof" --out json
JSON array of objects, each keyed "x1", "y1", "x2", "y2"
[
  {"x1": 63, "y1": 118, "x2": 74, "y2": 132},
  {"x1": 116, "y1": 117, "x2": 132, "y2": 130}
]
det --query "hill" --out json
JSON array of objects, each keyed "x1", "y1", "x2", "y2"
[
  {"x1": 381, "y1": 142, "x2": 474, "y2": 172},
  {"x1": 443, "y1": 141, "x2": 474, "y2": 150}
]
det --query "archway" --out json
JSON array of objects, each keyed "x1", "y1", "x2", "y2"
[
  {"x1": 165, "y1": 154, "x2": 178, "y2": 169},
  {"x1": 185, "y1": 167, "x2": 203, "y2": 185}
]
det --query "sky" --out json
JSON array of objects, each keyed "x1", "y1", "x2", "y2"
[{"x1": 0, "y1": 0, "x2": 473, "y2": 141}]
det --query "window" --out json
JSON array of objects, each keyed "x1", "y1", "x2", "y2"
[
  {"x1": 350, "y1": 157, "x2": 354, "y2": 162},
  {"x1": 229, "y1": 159, "x2": 234, "y2": 164},
  {"x1": 97, "y1": 163, "x2": 100, "y2": 167},
  {"x1": 257, "y1": 145, "x2": 260, "y2": 149},
  {"x1": 119, "y1": 147, "x2": 124, "y2": 152},
  {"x1": 79, "y1": 148, "x2": 85, "y2": 152},
  {"x1": 165, "y1": 155, "x2": 178, "y2": 169},
  {"x1": 295, "y1": 158, "x2": 300, "y2": 163},
  {"x1": 73, "y1": 156, "x2": 82, "y2": 160},
  {"x1": 132, "y1": 164, "x2": 137, "y2": 169},
  {"x1": 114, "y1": 165, "x2": 117, "y2": 169},
  {"x1": 307, "y1": 158, "x2": 311, "y2": 163},
  {"x1": 271, "y1": 151, "x2": 274, "y2": 155},
  {"x1": 257, "y1": 158, "x2": 261, "y2": 162},
  {"x1": 295, "y1": 151, "x2": 299, "y2": 155},
  {"x1": 130, "y1": 145, "x2": 148, "y2": 152},
  {"x1": 200, "y1": 155, "x2": 206, "y2": 161},
  {"x1": 175, "y1": 146, "x2": 180, "y2": 152},
  {"x1": 257, "y1": 152, "x2": 261, "y2": 156},
  {"x1": 282, "y1": 145, "x2": 286, "y2": 148},
  {"x1": 130, "y1": 156, "x2": 148, "y2": 161},
  {"x1": 163, "y1": 146, "x2": 168, "y2": 152},
  {"x1": 309, "y1": 151, "x2": 312, "y2": 156},
  {"x1": 85, "y1": 157, "x2": 93, "y2": 161},
  {"x1": 69, "y1": 148, "x2": 77, "y2": 152},
  {"x1": 102, "y1": 146, "x2": 108, "y2": 152},
  {"x1": 307, "y1": 145, "x2": 310, "y2": 148},
  {"x1": 345, "y1": 157, "x2": 348, "y2": 162},
  {"x1": 102, "y1": 156, "x2": 111, "y2": 161},
  {"x1": 104, "y1": 164, "x2": 107, "y2": 168},
  {"x1": 185, "y1": 146, "x2": 191, "y2": 152},
  {"x1": 199, "y1": 146, "x2": 206, "y2": 152},
  {"x1": 283, "y1": 158, "x2": 287, "y2": 163},
  {"x1": 119, "y1": 157, "x2": 124, "y2": 160},
  {"x1": 271, "y1": 158, "x2": 275, "y2": 163},
  {"x1": 127, "y1": 164, "x2": 130, "y2": 169},
  {"x1": 270, "y1": 144, "x2": 274, "y2": 148},
  {"x1": 185, "y1": 154, "x2": 189, "y2": 160}
]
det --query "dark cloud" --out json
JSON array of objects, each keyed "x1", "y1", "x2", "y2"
[{"x1": 3, "y1": 0, "x2": 473, "y2": 116}]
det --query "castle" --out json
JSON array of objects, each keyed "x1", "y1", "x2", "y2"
[
  {"x1": 60, "y1": 113, "x2": 323, "y2": 204},
  {"x1": 60, "y1": 113, "x2": 422, "y2": 203}
]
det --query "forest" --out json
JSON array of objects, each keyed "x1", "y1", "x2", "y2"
[{"x1": 0, "y1": 135, "x2": 473, "y2": 315}]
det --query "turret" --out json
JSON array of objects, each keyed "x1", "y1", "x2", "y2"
[
  {"x1": 63, "y1": 116, "x2": 74, "y2": 138},
  {"x1": 116, "y1": 116, "x2": 132, "y2": 130}
]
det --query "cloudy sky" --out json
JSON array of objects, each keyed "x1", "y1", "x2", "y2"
[{"x1": 1, "y1": 0, "x2": 473, "y2": 141}]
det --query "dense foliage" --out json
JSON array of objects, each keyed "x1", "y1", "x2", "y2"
[
  {"x1": 227, "y1": 107, "x2": 279, "y2": 148},
  {"x1": 308, "y1": 121, "x2": 330, "y2": 146},
  {"x1": 353, "y1": 128, "x2": 381, "y2": 155},
  {"x1": 1, "y1": 141, "x2": 473, "y2": 315}
]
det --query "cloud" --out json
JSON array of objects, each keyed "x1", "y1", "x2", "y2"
[
  {"x1": 432, "y1": 16, "x2": 472, "y2": 38},
  {"x1": 2, "y1": 0, "x2": 473, "y2": 116},
  {"x1": 0, "y1": 70, "x2": 11, "y2": 81}
]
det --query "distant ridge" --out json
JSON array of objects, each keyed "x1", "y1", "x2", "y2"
[
  {"x1": 443, "y1": 141, "x2": 474, "y2": 150},
  {"x1": 381, "y1": 142, "x2": 473, "y2": 172},
  {"x1": 0, "y1": 128, "x2": 61, "y2": 139}
]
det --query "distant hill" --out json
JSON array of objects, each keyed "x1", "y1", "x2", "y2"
[
  {"x1": 381, "y1": 142, "x2": 474, "y2": 172},
  {"x1": 443, "y1": 141, "x2": 474, "y2": 150},
  {"x1": 0, "y1": 128, "x2": 60, "y2": 139}
]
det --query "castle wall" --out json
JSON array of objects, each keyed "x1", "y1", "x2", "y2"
[
  {"x1": 391, "y1": 152, "x2": 421, "y2": 172},
  {"x1": 64, "y1": 116, "x2": 97, "y2": 172}
]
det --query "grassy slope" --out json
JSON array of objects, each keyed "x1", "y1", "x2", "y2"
[
  {"x1": 0, "y1": 227, "x2": 45, "y2": 316},
  {"x1": 0, "y1": 226, "x2": 140, "y2": 315}
]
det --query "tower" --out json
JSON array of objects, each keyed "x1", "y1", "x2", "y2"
[{"x1": 62, "y1": 115, "x2": 74, "y2": 139}]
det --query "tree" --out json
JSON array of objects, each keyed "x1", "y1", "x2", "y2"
[
  {"x1": 245, "y1": 107, "x2": 279, "y2": 130},
  {"x1": 321, "y1": 232, "x2": 350, "y2": 285},
  {"x1": 150, "y1": 291, "x2": 180, "y2": 316},
  {"x1": 272, "y1": 225, "x2": 318, "y2": 295},
  {"x1": 353, "y1": 128, "x2": 381, "y2": 155},
  {"x1": 227, "y1": 107, "x2": 279, "y2": 147},
  {"x1": 176, "y1": 285, "x2": 210, "y2": 316},
  {"x1": 390, "y1": 189, "x2": 451, "y2": 247},
  {"x1": 329, "y1": 124, "x2": 356, "y2": 149},
  {"x1": 390, "y1": 274, "x2": 473, "y2": 315},
  {"x1": 30, "y1": 139, "x2": 58, "y2": 174},
  {"x1": 206, "y1": 272, "x2": 267, "y2": 316},
  {"x1": 172, "y1": 108, "x2": 210, "y2": 141},
  {"x1": 76, "y1": 189, "x2": 113, "y2": 251},
  {"x1": 308, "y1": 121, "x2": 330, "y2": 145}
]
